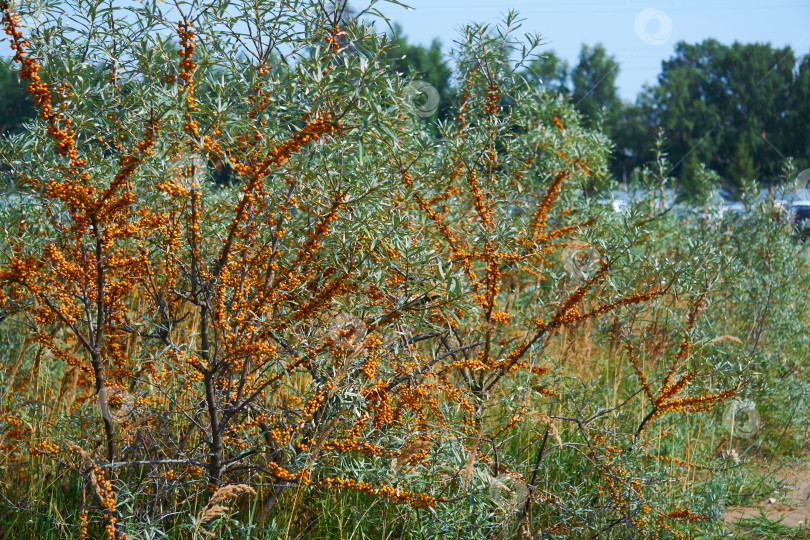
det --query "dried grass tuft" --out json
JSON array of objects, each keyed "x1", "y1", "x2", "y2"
[
  {"x1": 711, "y1": 334, "x2": 743, "y2": 344},
  {"x1": 65, "y1": 442, "x2": 102, "y2": 500},
  {"x1": 461, "y1": 426, "x2": 484, "y2": 486},
  {"x1": 196, "y1": 484, "x2": 256, "y2": 524},
  {"x1": 54, "y1": 366, "x2": 80, "y2": 415},
  {"x1": 2, "y1": 338, "x2": 31, "y2": 401}
]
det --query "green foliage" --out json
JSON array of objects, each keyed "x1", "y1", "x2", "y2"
[
  {"x1": 728, "y1": 139, "x2": 757, "y2": 188},
  {"x1": 680, "y1": 155, "x2": 721, "y2": 204},
  {"x1": 570, "y1": 44, "x2": 621, "y2": 134},
  {"x1": 523, "y1": 39, "x2": 808, "y2": 193},
  {"x1": 523, "y1": 43, "x2": 622, "y2": 137},
  {"x1": 523, "y1": 50, "x2": 569, "y2": 94},
  {"x1": 786, "y1": 55, "x2": 810, "y2": 173},
  {"x1": 380, "y1": 23, "x2": 452, "y2": 122},
  {"x1": 523, "y1": 44, "x2": 622, "y2": 190},
  {"x1": 0, "y1": 58, "x2": 34, "y2": 133},
  {"x1": 610, "y1": 98, "x2": 656, "y2": 184},
  {"x1": 650, "y1": 39, "x2": 803, "y2": 185}
]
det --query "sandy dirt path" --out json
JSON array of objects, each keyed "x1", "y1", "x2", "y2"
[{"x1": 725, "y1": 460, "x2": 810, "y2": 531}]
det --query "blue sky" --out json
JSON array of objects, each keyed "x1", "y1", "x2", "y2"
[
  {"x1": 371, "y1": 0, "x2": 810, "y2": 102},
  {"x1": 3, "y1": 0, "x2": 808, "y2": 103}
]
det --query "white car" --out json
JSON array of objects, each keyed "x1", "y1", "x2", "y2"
[{"x1": 596, "y1": 198, "x2": 628, "y2": 213}]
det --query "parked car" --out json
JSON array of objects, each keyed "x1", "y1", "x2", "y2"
[
  {"x1": 597, "y1": 191, "x2": 630, "y2": 213},
  {"x1": 791, "y1": 201, "x2": 810, "y2": 238}
]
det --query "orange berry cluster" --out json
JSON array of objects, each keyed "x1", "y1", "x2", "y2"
[
  {"x1": 315, "y1": 476, "x2": 441, "y2": 509},
  {"x1": 29, "y1": 439, "x2": 59, "y2": 456},
  {"x1": 456, "y1": 92, "x2": 470, "y2": 132},
  {"x1": 93, "y1": 466, "x2": 126, "y2": 540},
  {"x1": 77, "y1": 508, "x2": 89, "y2": 540},
  {"x1": 465, "y1": 168, "x2": 494, "y2": 229},
  {"x1": 0, "y1": 414, "x2": 30, "y2": 447},
  {"x1": 247, "y1": 65, "x2": 273, "y2": 119},
  {"x1": 319, "y1": 438, "x2": 390, "y2": 458},
  {"x1": 266, "y1": 461, "x2": 311, "y2": 484},
  {"x1": 484, "y1": 84, "x2": 499, "y2": 116},
  {"x1": 177, "y1": 21, "x2": 196, "y2": 86},
  {"x1": 664, "y1": 508, "x2": 707, "y2": 521},
  {"x1": 2, "y1": 5, "x2": 80, "y2": 165},
  {"x1": 262, "y1": 114, "x2": 340, "y2": 169},
  {"x1": 324, "y1": 25, "x2": 341, "y2": 52},
  {"x1": 177, "y1": 20, "x2": 199, "y2": 138},
  {"x1": 636, "y1": 293, "x2": 738, "y2": 434},
  {"x1": 527, "y1": 170, "x2": 568, "y2": 241}
]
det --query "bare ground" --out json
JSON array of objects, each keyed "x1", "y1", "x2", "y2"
[{"x1": 725, "y1": 459, "x2": 810, "y2": 531}]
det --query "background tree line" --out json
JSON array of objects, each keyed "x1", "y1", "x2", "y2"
[
  {"x1": 379, "y1": 29, "x2": 810, "y2": 195},
  {"x1": 1, "y1": 28, "x2": 807, "y2": 194}
]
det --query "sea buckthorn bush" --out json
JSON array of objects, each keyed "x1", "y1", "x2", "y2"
[{"x1": 0, "y1": 1, "x2": 806, "y2": 539}]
